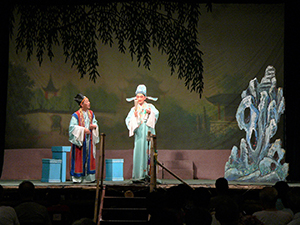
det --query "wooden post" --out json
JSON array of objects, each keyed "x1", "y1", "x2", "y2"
[
  {"x1": 100, "y1": 133, "x2": 106, "y2": 189},
  {"x1": 150, "y1": 134, "x2": 157, "y2": 192},
  {"x1": 93, "y1": 133, "x2": 106, "y2": 223}
]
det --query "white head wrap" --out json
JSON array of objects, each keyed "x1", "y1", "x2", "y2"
[{"x1": 126, "y1": 84, "x2": 158, "y2": 102}]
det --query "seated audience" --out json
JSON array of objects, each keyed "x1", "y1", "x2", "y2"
[
  {"x1": 184, "y1": 206, "x2": 212, "y2": 225},
  {"x1": 287, "y1": 188, "x2": 300, "y2": 225},
  {"x1": 274, "y1": 181, "x2": 292, "y2": 215},
  {"x1": 253, "y1": 187, "x2": 293, "y2": 225},
  {"x1": 0, "y1": 184, "x2": 20, "y2": 225},
  {"x1": 213, "y1": 197, "x2": 240, "y2": 225},
  {"x1": 46, "y1": 192, "x2": 72, "y2": 225},
  {"x1": 210, "y1": 177, "x2": 230, "y2": 211},
  {"x1": 212, "y1": 196, "x2": 264, "y2": 225},
  {"x1": 184, "y1": 187, "x2": 212, "y2": 225},
  {"x1": 15, "y1": 180, "x2": 52, "y2": 225}
]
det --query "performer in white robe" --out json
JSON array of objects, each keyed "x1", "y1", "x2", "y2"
[
  {"x1": 125, "y1": 84, "x2": 159, "y2": 182},
  {"x1": 69, "y1": 93, "x2": 99, "y2": 183}
]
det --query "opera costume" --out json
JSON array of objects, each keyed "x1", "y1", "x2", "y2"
[
  {"x1": 125, "y1": 84, "x2": 159, "y2": 182},
  {"x1": 69, "y1": 93, "x2": 99, "y2": 183}
]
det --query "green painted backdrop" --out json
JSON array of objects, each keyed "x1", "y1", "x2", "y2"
[{"x1": 6, "y1": 4, "x2": 284, "y2": 150}]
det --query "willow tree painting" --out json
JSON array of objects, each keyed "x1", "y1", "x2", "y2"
[{"x1": 10, "y1": 2, "x2": 209, "y2": 96}]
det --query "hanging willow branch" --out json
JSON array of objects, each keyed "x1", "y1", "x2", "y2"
[{"x1": 10, "y1": 1, "x2": 212, "y2": 97}]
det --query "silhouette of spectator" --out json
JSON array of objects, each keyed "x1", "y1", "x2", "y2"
[
  {"x1": 211, "y1": 195, "x2": 264, "y2": 225},
  {"x1": 164, "y1": 184, "x2": 193, "y2": 211},
  {"x1": 184, "y1": 187, "x2": 212, "y2": 225},
  {"x1": 46, "y1": 191, "x2": 72, "y2": 225},
  {"x1": 274, "y1": 181, "x2": 291, "y2": 212},
  {"x1": 157, "y1": 184, "x2": 187, "y2": 224},
  {"x1": 214, "y1": 197, "x2": 240, "y2": 225},
  {"x1": 253, "y1": 187, "x2": 293, "y2": 225},
  {"x1": 0, "y1": 184, "x2": 20, "y2": 225},
  {"x1": 190, "y1": 187, "x2": 211, "y2": 212},
  {"x1": 148, "y1": 184, "x2": 200, "y2": 225},
  {"x1": 210, "y1": 177, "x2": 230, "y2": 212},
  {"x1": 286, "y1": 188, "x2": 300, "y2": 225},
  {"x1": 14, "y1": 181, "x2": 52, "y2": 225},
  {"x1": 185, "y1": 207, "x2": 212, "y2": 225},
  {"x1": 215, "y1": 177, "x2": 229, "y2": 195}
]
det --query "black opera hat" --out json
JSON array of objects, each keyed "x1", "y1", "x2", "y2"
[{"x1": 74, "y1": 93, "x2": 86, "y2": 105}]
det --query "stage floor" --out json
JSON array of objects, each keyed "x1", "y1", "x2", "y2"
[{"x1": 2, "y1": 179, "x2": 299, "y2": 190}]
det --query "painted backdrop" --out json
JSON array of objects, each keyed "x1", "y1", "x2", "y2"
[{"x1": 6, "y1": 4, "x2": 284, "y2": 150}]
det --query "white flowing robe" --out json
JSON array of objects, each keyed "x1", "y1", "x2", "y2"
[{"x1": 125, "y1": 102, "x2": 159, "y2": 181}]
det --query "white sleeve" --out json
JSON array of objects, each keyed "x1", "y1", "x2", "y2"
[
  {"x1": 129, "y1": 115, "x2": 139, "y2": 137},
  {"x1": 125, "y1": 107, "x2": 139, "y2": 137},
  {"x1": 92, "y1": 125, "x2": 99, "y2": 157},
  {"x1": 72, "y1": 125, "x2": 85, "y2": 147},
  {"x1": 146, "y1": 110, "x2": 156, "y2": 129}
]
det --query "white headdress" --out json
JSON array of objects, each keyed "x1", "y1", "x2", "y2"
[{"x1": 126, "y1": 84, "x2": 158, "y2": 102}]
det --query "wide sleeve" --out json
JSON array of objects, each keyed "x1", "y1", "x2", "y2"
[
  {"x1": 92, "y1": 114, "x2": 99, "y2": 145},
  {"x1": 125, "y1": 107, "x2": 139, "y2": 137},
  {"x1": 146, "y1": 104, "x2": 159, "y2": 129},
  {"x1": 69, "y1": 115, "x2": 85, "y2": 147}
]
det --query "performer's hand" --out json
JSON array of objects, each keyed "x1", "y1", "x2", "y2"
[
  {"x1": 134, "y1": 111, "x2": 138, "y2": 117},
  {"x1": 84, "y1": 128, "x2": 91, "y2": 134},
  {"x1": 146, "y1": 108, "x2": 151, "y2": 114},
  {"x1": 90, "y1": 124, "x2": 97, "y2": 130}
]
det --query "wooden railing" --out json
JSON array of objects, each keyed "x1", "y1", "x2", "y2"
[
  {"x1": 148, "y1": 133, "x2": 194, "y2": 192},
  {"x1": 94, "y1": 133, "x2": 106, "y2": 224}
]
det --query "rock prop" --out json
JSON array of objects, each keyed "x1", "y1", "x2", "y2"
[{"x1": 225, "y1": 66, "x2": 288, "y2": 182}]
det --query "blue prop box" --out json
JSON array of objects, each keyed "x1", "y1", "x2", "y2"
[
  {"x1": 41, "y1": 146, "x2": 71, "y2": 183},
  {"x1": 41, "y1": 159, "x2": 62, "y2": 182},
  {"x1": 105, "y1": 159, "x2": 124, "y2": 181},
  {"x1": 51, "y1": 146, "x2": 71, "y2": 182}
]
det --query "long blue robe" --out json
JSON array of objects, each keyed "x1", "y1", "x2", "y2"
[
  {"x1": 125, "y1": 102, "x2": 159, "y2": 181},
  {"x1": 69, "y1": 109, "x2": 99, "y2": 182}
]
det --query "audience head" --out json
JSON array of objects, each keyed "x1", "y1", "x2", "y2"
[
  {"x1": 193, "y1": 187, "x2": 211, "y2": 209},
  {"x1": 274, "y1": 181, "x2": 289, "y2": 206},
  {"x1": 164, "y1": 184, "x2": 193, "y2": 210},
  {"x1": 259, "y1": 187, "x2": 278, "y2": 209},
  {"x1": 215, "y1": 177, "x2": 229, "y2": 195},
  {"x1": 18, "y1": 180, "x2": 35, "y2": 201},
  {"x1": 274, "y1": 181, "x2": 289, "y2": 197}
]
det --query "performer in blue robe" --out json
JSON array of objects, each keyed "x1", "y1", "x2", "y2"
[
  {"x1": 69, "y1": 93, "x2": 99, "y2": 183},
  {"x1": 125, "y1": 84, "x2": 159, "y2": 182}
]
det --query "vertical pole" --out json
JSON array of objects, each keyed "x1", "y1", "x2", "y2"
[
  {"x1": 150, "y1": 135, "x2": 157, "y2": 192},
  {"x1": 94, "y1": 133, "x2": 106, "y2": 223},
  {"x1": 153, "y1": 135, "x2": 157, "y2": 187},
  {"x1": 100, "y1": 133, "x2": 106, "y2": 188}
]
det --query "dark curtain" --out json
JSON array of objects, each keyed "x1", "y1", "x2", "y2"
[{"x1": 284, "y1": 2, "x2": 300, "y2": 182}]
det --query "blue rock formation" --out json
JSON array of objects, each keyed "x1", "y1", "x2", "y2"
[{"x1": 225, "y1": 66, "x2": 288, "y2": 182}]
